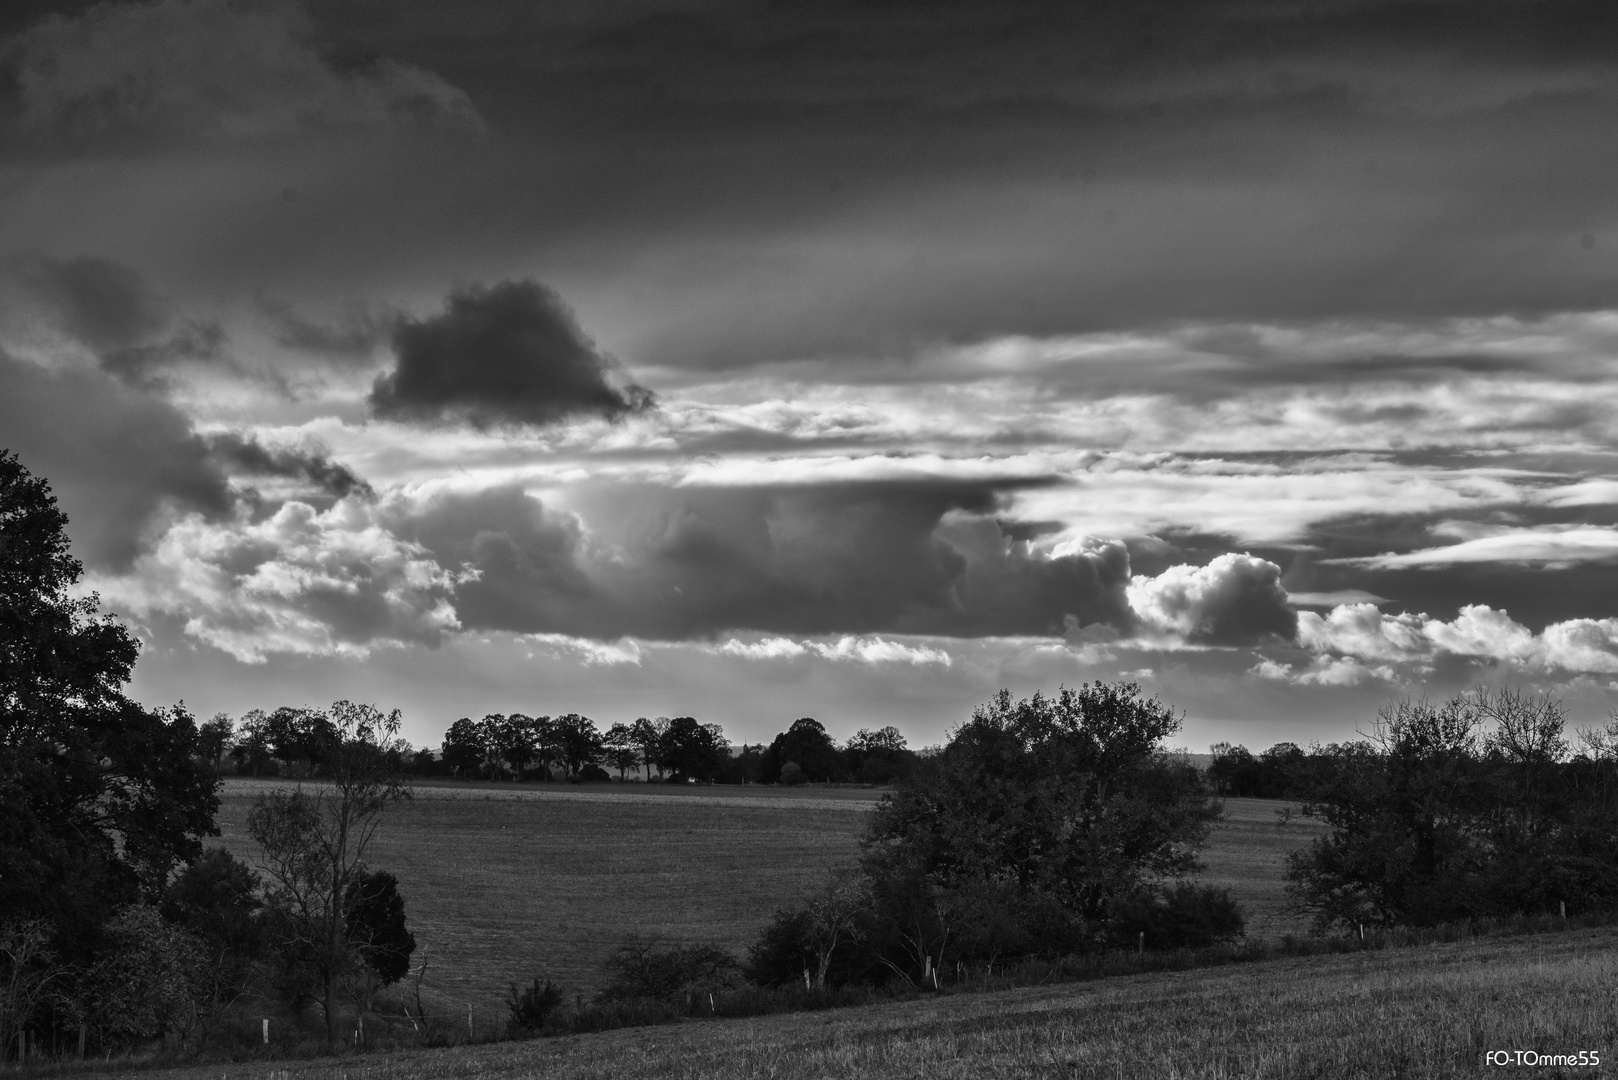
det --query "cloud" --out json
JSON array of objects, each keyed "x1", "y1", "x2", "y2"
[
  {"x1": 1249, "y1": 655, "x2": 1399, "y2": 687},
  {"x1": 370, "y1": 281, "x2": 655, "y2": 428},
  {"x1": 389, "y1": 481, "x2": 1136, "y2": 641},
  {"x1": 1125, "y1": 553, "x2": 1296, "y2": 645},
  {"x1": 93, "y1": 497, "x2": 461, "y2": 662},
  {"x1": 257, "y1": 297, "x2": 394, "y2": 360},
  {"x1": 1298, "y1": 602, "x2": 1618, "y2": 675},
  {"x1": 1338, "y1": 524, "x2": 1618, "y2": 568},
  {"x1": 0, "y1": 349, "x2": 230, "y2": 569},
  {"x1": 713, "y1": 635, "x2": 951, "y2": 666},
  {"x1": 19, "y1": 254, "x2": 228, "y2": 386},
  {"x1": 202, "y1": 430, "x2": 371, "y2": 499},
  {"x1": 10, "y1": 0, "x2": 482, "y2": 141}
]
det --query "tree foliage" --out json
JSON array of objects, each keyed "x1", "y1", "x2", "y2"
[
  {"x1": 0, "y1": 450, "x2": 218, "y2": 955},
  {"x1": 1287, "y1": 688, "x2": 1618, "y2": 930},
  {"x1": 866, "y1": 683, "x2": 1219, "y2": 920}
]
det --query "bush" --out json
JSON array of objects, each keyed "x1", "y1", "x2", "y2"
[
  {"x1": 507, "y1": 977, "x2": 564, "y2": 1033},
  {"x1": 745, "y1": 908, "x2": 816, "y2": 988},
  {"x1": 580, "y1": 762, "x2": 611, "y2": 782},
  {"x1": 598, "y1": 934, "x2": 743, "y2": 1002},
  {"x1": 1107, "y1": 884, "x2": 1245, "y2": 950}
]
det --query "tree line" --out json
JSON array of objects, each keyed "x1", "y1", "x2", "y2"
[{"x1": 207, "y1": 707, "x2": 920, "y2": 787}]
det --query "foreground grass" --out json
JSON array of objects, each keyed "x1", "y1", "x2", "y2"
[{"x1": 79, "y1": 924, "x2": 1618, "y2": 1079}]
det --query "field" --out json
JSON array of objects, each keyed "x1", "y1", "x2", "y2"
[
  {"x1": 210, "y1": 779, "x2": 1324, "y2": 1013},
  {"x1": 87, "y1": 924, "x2": 1618, "y2": 1079}
]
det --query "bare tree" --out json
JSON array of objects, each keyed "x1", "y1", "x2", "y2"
[
  {"x1": 802, "y1": 866, "x2": 869, "y2": 989},
  {"x1": 247, "y1": 700, "x2": 409, "y2": 1048},
  {"x1": 0, "y1": 920, "x2": 58, "y2": 1062}
]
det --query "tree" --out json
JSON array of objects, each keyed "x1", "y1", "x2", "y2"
[
  {"x1": 263, "y1": 706, "x2": 339, "y2": 775},
  {"x1": 196, "y1": 714, "x2": 234, "y2": 774},
  {"x1": 0, "y1": 920, "x2": 57, "y2": 1062},
  {"x1": 82, "y1": 905, "x2": 215, "y2": 1052},
  {"x1": 1287, "y1": 689, "x2": 1618, "y2": 930},
  {"x1": 344, "y1": 870, "x2": 416, "y2": 999},
  {"x1": 630, "y1": 717, "x2": 664, "y2": 780},
  {"x1": 802, "y1": 866, "x2": 869, "y2": 988},
  {"x1": 551, "y1": 713, "x2": 604, "y2": 781},
  {"x1": 247, "y1": 700, "x2": 409, "y2": 1048},
  {"x1": 845, "y1": 726, "x2": 915, "y2": 785},
  {"x1": 0, "y1": 449, "x2": 218, "y2": 956},
  {"x1": 658, "y1": 717, "x2": 729, "y2": 782},
  {"x1": 865, "y1": 684, "x2": 1219, "y2": 922},
  {"x1": 494, "y1": 713, "x2": 541, "y2": 780},
  {"x1": 440, "y1": 717, "x2": 484, "y2": 778},
  {"x1": 603, "y1": 722, "x2": 641, "y2": 780},
  {"x1": 230, "y1": 710, "x2": 277, "y2": 777},
  {"x1": 160, "y1": 847, "x2": 264, "y2": 1005},
  {"x1": 761, "y1": 718, "x2": 842, "y2": 783}
]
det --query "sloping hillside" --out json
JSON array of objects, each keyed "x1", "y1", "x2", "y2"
[{"x1": 100, "y1": 924, "x2": 1618, "y2": 1080}]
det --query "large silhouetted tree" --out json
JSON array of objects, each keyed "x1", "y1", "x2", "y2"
[{"x1": 0, "y1": 449, "x2": 218, "y2": 956}]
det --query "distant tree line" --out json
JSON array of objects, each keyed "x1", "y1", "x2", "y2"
[{"x1": 200, "y1": 706, "x2": 920, "y2": 789}]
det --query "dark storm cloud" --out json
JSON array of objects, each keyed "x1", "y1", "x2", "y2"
[
  {"x1": 370, "y1": 280, "x2": 654, "y2": 428},
  {"x1": 202, "y1": 431, "x2": 373, "y2": 499},
  {"x1": 21, "y1": 253, "x2": 228, "y2": 386},
  {"x1": 257, "y1": 297, "x2": 394, "y2": 360},
  {"x1": 291, "y1": 0, "x2": 1618, "y2": 370},
  {"x1": 390, "y1": 481, "x2": 1138, "y2": 640},
  {"x1": 0, "y1": 350, "x2": 229, "y2": 569},
  {"x1": 5, "y1": 0, "x2": 483, "y2": 143}
]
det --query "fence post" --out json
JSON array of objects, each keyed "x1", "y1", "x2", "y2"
[{"x1": 263, "y1": 1018, "x2": 270, "y2": 1046}]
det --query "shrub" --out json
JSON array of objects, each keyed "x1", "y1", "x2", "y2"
[
  {"x1": 598, "y1": 934, "x2": 743, "y2": 1002},
  {"x1": 580, "y1": 762, "x2": 612, "y2": 782},
  {"x1": 507, "y1": 977, "x2": 564, "y2": 1033},
  {"x1": 1107, "y1": 884, "x2": 1245, "y2": 950}
]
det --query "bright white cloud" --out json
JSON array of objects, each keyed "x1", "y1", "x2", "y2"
[
  {"x1": 1340, "y1": 524, "x2": 1618, "y2": 568},
  {"x1": 90, "y1": 498, "x2": 461, "y2": 662},
  {"x1": 1249, "y1": 655, "x2": 1399, "y2": 686},
  {"x1": 712, "y1": 635, "x2": 951, "y2": 666},
  {"x1": 1126, "y1": 553, "x2": 1294, "y2": 644},
  {"x1": 1299, "y1": 602, "x2": 1618, "y2": 674}
]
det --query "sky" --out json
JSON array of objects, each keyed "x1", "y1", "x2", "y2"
[{"x1": 4, "y1": 0, "x2": 1618, "y2": 753}]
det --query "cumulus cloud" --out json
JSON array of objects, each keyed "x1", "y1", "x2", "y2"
[
  {"x1": 370, "y1": 281, "x2": 655, "y2": 428},
  {"x1": 1125, "y1": 553, "x2": 1296, "y2": 645},
  {"x1": 93, "y1": 497, "x2": 461, "y2": 662},
  {"x1": 10, "y1": 0, "x2": 482, "y2": 140},
  {"x1": 1299, "y1": 602, "x2": 1618, "y2": 675},
  {"x1": 0, "y1": 349, "x2": 230, "y2": 568},
  {"x1": 386, "y1": 481, "x2": 1136, "y2": 640}
]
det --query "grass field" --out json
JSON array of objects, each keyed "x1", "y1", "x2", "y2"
[
  {"x1": 81, "y1": 923, "x2": 1618, "y2": 1079},
  {"x1": 210, "y1": 780, "x2": 1324, "y2": 1012}
]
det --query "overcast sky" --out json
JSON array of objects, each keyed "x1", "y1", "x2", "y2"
[{"x1": 5, "y1": 0, "x2": 1618, "y2": 752}]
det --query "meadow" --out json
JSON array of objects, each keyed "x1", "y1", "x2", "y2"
[
  {"x1": 82, "y1": 923, "x2": 1618, "y2": 1079},
  {"x1": 209, "y1": 779, "x2": 1324, "y2": 1014}
]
